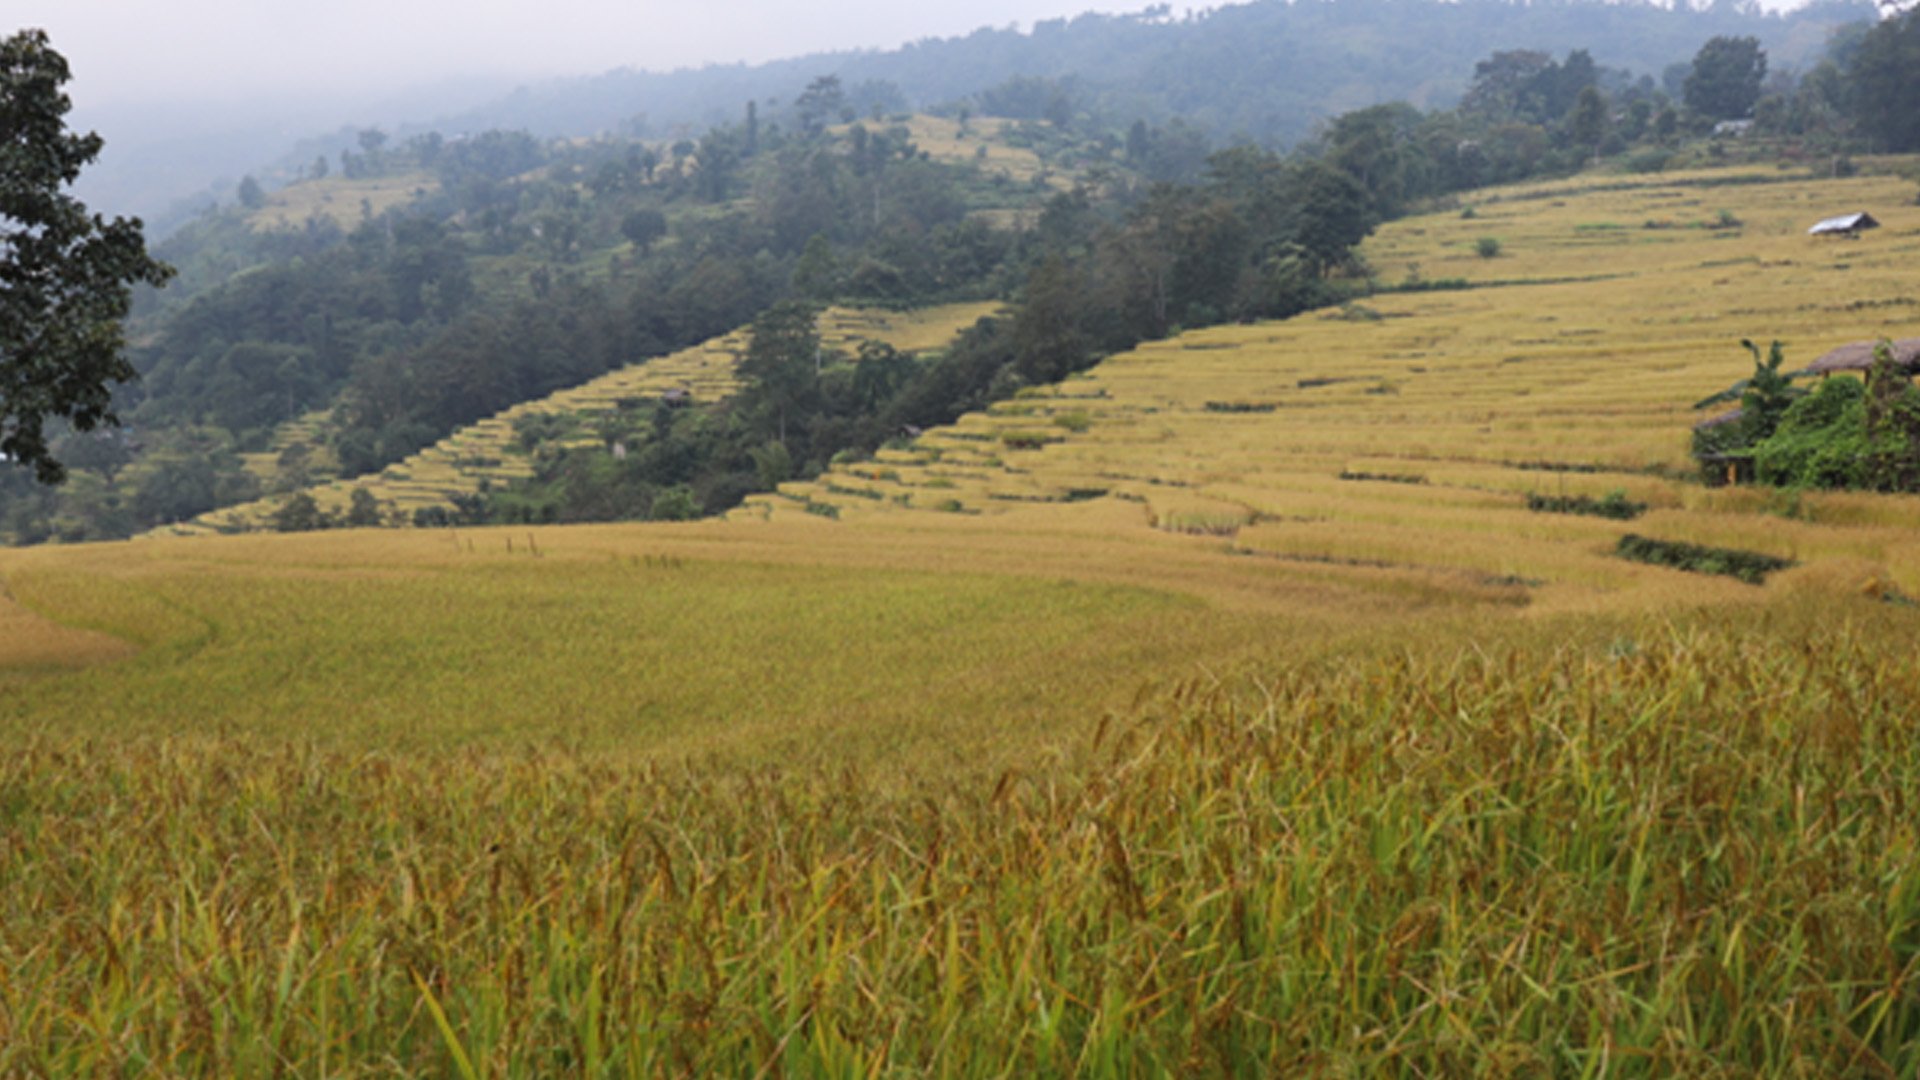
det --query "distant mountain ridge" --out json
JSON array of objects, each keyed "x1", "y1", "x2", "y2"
[
  {"x1": 427, "y1": 0, "x2": 1875, "y2": 146},
  {"x1": 80, "y1": 0, "x2": 1872, "y2": 232}
]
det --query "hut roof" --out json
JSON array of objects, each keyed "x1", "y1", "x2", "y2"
[
  {"x1": 1808, "y1": 212, "x2": 1880, "y2": 235},
  {"x1": 1803, "y1": 338, "x2": 1920, "y2": 376},
  {"x1": 1693, "y1": 408, "x2": 1744, "y2": 430}
]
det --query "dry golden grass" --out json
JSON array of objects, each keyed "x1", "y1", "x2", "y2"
[
  {"x1": 0, "y1": 583, "x2": 133, "y2": 671},
  {"x1": 246, "y1": 173, "x2": 440, "y2": 233},
  {"x1": 838, "y1": 114, "x2": 1065, "y2": 190}
]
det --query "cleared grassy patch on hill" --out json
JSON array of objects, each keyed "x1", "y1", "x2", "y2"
[{"x1": 246, "y1": 173, "x2": 441, "y2": 232}]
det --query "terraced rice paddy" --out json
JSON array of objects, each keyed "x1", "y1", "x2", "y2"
[
  {"x1": 161, "y1": 302, "x2": 999, "y2": 534},
  {"x1": 763, "y1": 166, "x2": 1920, "y2": 614},
  {"x1": 6, "y1": 165, "x2": 1920, "y2": 1074}
]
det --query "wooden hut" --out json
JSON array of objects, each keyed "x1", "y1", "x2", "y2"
[
  {"x1": 1807, "y1": 212, "x2": 1880, "y2": 237},
  {"x1": 1692, "y1": 408, "x2": 1753, "y2": 485},
  {"x1": 1801, "y1": 338, "x2": 1920, "y2": 377}
]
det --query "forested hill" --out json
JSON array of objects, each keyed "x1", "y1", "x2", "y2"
[{"x1": 422, "y1": 0, "x2": 1871, "y2": 147}]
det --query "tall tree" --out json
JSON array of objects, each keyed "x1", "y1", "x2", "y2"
[
  {"x1": 739, "y1": 301, "x2": 820, "y2": 445},
  {"x1": 1564, "y1": 86, "x2": 1610, "y2": 157},
  {"x1": 1, "y1": 29, "x2": 173, "y2": 483},
  {"x1": 795, "y1": 75, "x2": 846, "y2": 135},
  {"x1": 1685, "y1": 36, "x2": 1767, "y2": 121},
  {"x1": 1844, "y1": 10, "x2": 1920, "y2": 151}
]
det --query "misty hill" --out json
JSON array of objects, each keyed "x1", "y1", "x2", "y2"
[
  {"x1": 428, "y1": 0, "x2": 1872, "y2": 146},
  {"x1": 72, "y1": 0, "x2": 1870, "y2": 231}
]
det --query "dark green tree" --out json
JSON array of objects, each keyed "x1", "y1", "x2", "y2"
[
  {"x1": 620, "y1": 208, "x2": 667, "y2": 253},
  {"x1": 345, "y1": 487, "x2": 383, "y2": 527},
  {"x1": 1844, "y1": 10, "x2": 1920, "y2": 151},
  {"x1": 795, "y1": 75, "x2": 846, "y2": 134},
  {"x1": 739, "y1": 301, "x2": 820, "y2": 445},
  {"x1": 1, "y1": 30, "x2": 174, "y2": 483},
  {"x1": 1684, "y1": 36, "x2": 1767, "y2": 121},
  {"x1": 1291, "y1": 160, "x2": 1373, "y2": 277},
  {"x1": 1565, "y1": 86, "x2": 1609, "y2": 158},
  {"x1": 271, "y1": 491, "x2": 331, "y2": 532}
]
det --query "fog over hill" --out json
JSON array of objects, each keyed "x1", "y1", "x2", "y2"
[{"x1": 49, "y1": 0, "x2": 1877, "y2": 234}]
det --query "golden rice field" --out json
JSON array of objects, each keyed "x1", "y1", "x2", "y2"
[
  {"x1": 162, "y1": 301, "x2": 999, "y2": 534},
  {"x1": 6, "y1": 164, "x2": 1920, "y2": 1074},
  {"x1": 767, "y1": 164, "x2": 1920, "y2": 613}
]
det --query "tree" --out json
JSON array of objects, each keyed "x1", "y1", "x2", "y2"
[
  {"x1": 345, "y1": 487, "x2": 383, "y2": 527},
  {"x1": 1, "y1": 30, "x2": 174, "y2": 483},
  {"x1": 620, "y1": 208, "x2": 667, "y2": 254},
  {"x1": 1684, "y1": 36, "x2": 1766, "y2": 121},
  {"x1": 237, "y1": 174, "x2": 266, "y2": 209},
  {"x1": 271, "y1": 491, "x2": 331, "y2": 532},
  {"x1": 1291, "y1": 160, "x2": 1373, "y2": 277},
  {"x1": 739, "y1": 301, "x2": 821, "y2": 444},
  {"x1": 796, "y1": 75, "x2": 846, "y2": 134},
  {"x1": 1564, "y1": 86, "x2": 1610, "y2": 158},
  {"x1": 1844, "y1": 10, "x2": 1920, "y2": 151}
]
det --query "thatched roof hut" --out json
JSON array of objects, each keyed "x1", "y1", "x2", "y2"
[
  {"x1": 1802, "y1": 338, "x2": 1920, "y2": 376},
  {"x1": 1808, "y1": 212, "x2": 1880, "y2": 236},
  {"x1": 1693, "y1": 408, "x2": 1744, "y2": 431}
]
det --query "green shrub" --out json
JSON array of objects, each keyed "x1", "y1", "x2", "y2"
[
  {"x1": 1752, "y1": 378, "x2": 1874, "y2": 489},
  {"x1": 1616, "y1": 534, "x2": 1794, "y2": 584},
  {"x1": 1475, "y1": 237, "x2": 1501, "y2": 259},
  {"x1": 1526, "y1": 489, "x2": 1647, "y2": 520}
]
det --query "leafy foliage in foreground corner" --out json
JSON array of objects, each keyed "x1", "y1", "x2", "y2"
[
  {"x1": 3, "y1": 604, "x2": 1918, "y2": 1074},
  {"x1": 1617, "y1": 532, "x2": 1794, "y2": 584},
  {"x1": 0, "y1": 29, "x2": 173, "y2": 483}
]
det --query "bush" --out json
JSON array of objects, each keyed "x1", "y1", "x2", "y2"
[
  {"x1": 649, "y1": 486, "x2": 699, "y2": 521},
  {"x1": 1616, "y1": 533, "x2": 1794, "y2": 584},
  {"x1": 1625, "y1": 149, "x2": 1672, "y2": 174},
  {"x1": 1752, "y1": 378, "x2": 1873, "y2": 489},
  {"x1": 1475, "y1": 237, "x2": 1502, "y2": 259},
  {"x1": 1526, "y1": 490, "x2": 1647, "y2": 520}
]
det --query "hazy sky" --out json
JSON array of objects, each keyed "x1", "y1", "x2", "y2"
[{"x1": 14, "y1": 1, "x2": 1135, "y2": 111}]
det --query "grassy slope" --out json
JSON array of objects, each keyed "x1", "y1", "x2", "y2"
[
  {"x1": 245, "y1": 172, "x2": 441, "y2": 232},
  {"x1": 4, "y1": 163, "x2": 1920, "y2": 1073},
  {"x1": 161, "y1": 301, "x2": 1001, "y2": 533},
  {"x1": 769, "y1": 165, "x2": 1920, "y2": 612}
]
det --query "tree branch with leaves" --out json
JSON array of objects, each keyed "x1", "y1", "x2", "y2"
[{"x1": 1, "y1": 29, "x2": 173, "y2": 483}]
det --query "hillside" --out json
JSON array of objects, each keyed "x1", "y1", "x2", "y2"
[
  {"x1": 154, "y1": 301, "x2": 999, "y2": 534},
  {"x1": 10, "y1": 163, "x2": 1919, "y2": 739},
  {"x1": 6, "y1": 163, "x2": 1920, "y2": 1073},
  {"x1": 427, "y1": 0, "x2": 1871, "y2": 148},
  {"x1": 761, "y1": 165, "x2": 1920, "y2": 611}
]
